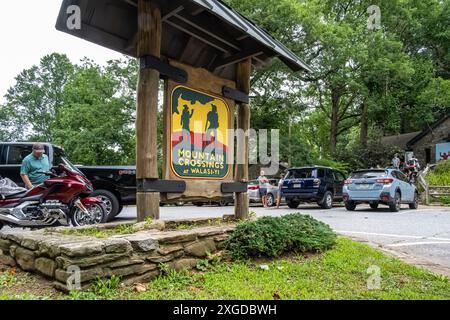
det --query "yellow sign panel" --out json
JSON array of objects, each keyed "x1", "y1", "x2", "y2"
[{"x1": 170, "y1": 86, "x2": 231, "y2": 180}]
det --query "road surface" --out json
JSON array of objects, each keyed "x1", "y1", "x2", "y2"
[{"x1": 117, "y1": 203, "x2": 450, "y2": 275}]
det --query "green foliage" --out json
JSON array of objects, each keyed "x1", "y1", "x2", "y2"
[
  {"x1": 440, "y1": 196, "x2": 450, "y2": 205},
  {"x1": 91, "y1": 276, "x2": 121, "y2": 296},
  {"x1": 224, "y1": 214, "x2": 337, "y2": 260},
  {"x1": 0, "y1": 270, "x2": 17, "y2": 288},
  {"x1": 426, "y1": 160, "x2": 450, "y2": 186},
  {"x1": 336, "y1": 141, "x2": 403, "y2": 171}
]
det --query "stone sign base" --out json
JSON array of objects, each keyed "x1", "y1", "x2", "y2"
[{"x1": 0, "y1": 219, "x2": 235, "y2": 292}]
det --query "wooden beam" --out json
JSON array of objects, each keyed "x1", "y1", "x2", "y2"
[
  {"x1": 234, "y1": 58, "x2": 252, "y2": 220},
  {"x1": 212, "y1": 49, "x2": 264, "y2": 72},
  {"x1": 173, "y1": 13, "x2": 241, "y2": 51},
  {"x1": 164, "y1": 19, "x2": 230, "y2": 53},
  {"x1": 136, "y1": 0, "x2": 161, "y2": 221},
  {"x1": 162, "y1": 5, "x2": 184, "y2": 21}
]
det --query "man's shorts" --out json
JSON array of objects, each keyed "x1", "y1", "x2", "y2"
[{"x1": 259, "y1": 187, "x2": 267, "y2": 197}]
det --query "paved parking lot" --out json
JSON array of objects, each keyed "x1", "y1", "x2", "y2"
[{"x1": 117, "y1": 203, "x2": 450, "y2": 275}]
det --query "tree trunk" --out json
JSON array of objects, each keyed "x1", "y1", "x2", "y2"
[
  {"x1": 360, "y1": 102, "x2": 369, "y2": 147},
  {"x1": 330, "y1": 88, "x2": 340, "y2": 154}
]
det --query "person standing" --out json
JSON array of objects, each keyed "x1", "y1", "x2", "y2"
[
  {"x1": 276, "y1": 172, "x2": 285, "y2": 209},
  {"x1": 258, "y1": 170, "x2": 270, "y2": 208},
  {"x1": 20, "y1": 144, "x2": 51, "y2": 190},
  {"x1": 392, "y1": 154, "x2": 400, "y2": 169}
]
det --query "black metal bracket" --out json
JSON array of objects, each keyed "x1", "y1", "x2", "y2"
[
  {"x1": 139, "y1": 55, "x2": 188, "y2": 83},
  {"x1": 222, "y1": 86, "x2": 249, "y2": 104},
  {"x1": 221, "y1": 182, "x2": 248, "y2": 193},
  {"x1": 137, "y1": 179, "x2": 186, "y2": 193}
]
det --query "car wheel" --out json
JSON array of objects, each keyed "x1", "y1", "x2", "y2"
[
  {"x1": 287, "y1": 200, "x2": 300, "y2": 209},
  {"x1": 193, "y1": 202, "x2": 204, "y2": 207},
  {"x1": 175, "y1": 201, "x2": 184, "y2": 207},
  {"x1": 319, "y1": 191, "x2": 333, "y2": 209},
  {"x1": 218, "y1": 200, "x2": 229, "y2": 207},
  {"x1": 267, "y1": 193, "x2": 275, "y2": 207},
  {"x1": 345, "y1": 201, "x2": 356, "y2": 211},
  {"x1": 389, "y1": 192, "x2": 401, "y2": 212},
  {"x1": 91, "y1": 189, "x2": 120, "y2": 222},
  {"x1": 409, "y1": 192, "x2": 419, "y2": 210},
  {"x1": 369, "y1": 202, "x2": 379, "y2": 209}
]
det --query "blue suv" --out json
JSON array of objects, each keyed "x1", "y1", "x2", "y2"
[{"x1": 281, "y1": 166, "x2": 346, "y2": 209}]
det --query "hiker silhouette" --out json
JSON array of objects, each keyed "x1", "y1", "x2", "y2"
[
  {"x1": 205, "y1": 104, "x2": 219, "y2": 147},
  {"x1": 181, "y1": 105, "x2": 194, "y2": 143}
]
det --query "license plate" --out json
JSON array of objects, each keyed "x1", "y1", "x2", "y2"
[
  {"x1": 293, "y1": 184, "x2": 301, "y2": 189},
  {"x1": 359, "y1": 184, "x2": 371, "y2": 190}
]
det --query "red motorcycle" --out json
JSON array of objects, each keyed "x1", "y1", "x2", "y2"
[{"x1": 0, "y1": 157, "x2": 107, "y2": 229}]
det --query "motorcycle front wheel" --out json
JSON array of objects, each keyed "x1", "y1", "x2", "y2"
[{"x1": 70, "y1": 203, "x2": 107, "y2": 227}]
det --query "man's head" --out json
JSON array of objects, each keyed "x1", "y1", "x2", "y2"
[
  {"x1": 32, "y1": 143, "x2": 45, "y2": 158},
  {"x1": 394, "y1": 153, "x2": 398, "y2": 158},
  {"x1": 260, "y1": 170, "x2": 265, "y2": 176}
]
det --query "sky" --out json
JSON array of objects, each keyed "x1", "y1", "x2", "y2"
[{"x1": 0, "y1": 0, "x2": 124, "y2": 103}]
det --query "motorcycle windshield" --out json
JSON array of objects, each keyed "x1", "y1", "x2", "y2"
[{"x1": 61, "y1": 157, "x2": 86, "y2": 178}]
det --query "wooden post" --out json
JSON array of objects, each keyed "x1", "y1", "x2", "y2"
[
  {"x1": 234, "y1": 58, "x2": 252, "y2": 220},
  {"x1": 136, "y1": 0, "x2": 161, "y2": 221}
]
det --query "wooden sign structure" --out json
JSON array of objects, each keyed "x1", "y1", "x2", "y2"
[
  {"x1": 55, "y1": 0, "x2": 311, "y2": 221},
  {"x1": 162, "y1": 60, "x2": 236, "y2": 203}
]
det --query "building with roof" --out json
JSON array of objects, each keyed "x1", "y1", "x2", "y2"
[{"x1": 381, "y1": 112, "x2": 450, "y2": 165}]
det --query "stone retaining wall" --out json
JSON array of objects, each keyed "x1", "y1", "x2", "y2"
[{"x1": 0, "y1": 222, "x2": 235, "y2": 291}]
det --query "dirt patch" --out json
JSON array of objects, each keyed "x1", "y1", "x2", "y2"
[{"x1": 0, "y1": 264, "x2": 62, "y2": 299}]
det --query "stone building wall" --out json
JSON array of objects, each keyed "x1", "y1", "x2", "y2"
[{"x1": 411, "y1": 117, "x2": 450, "y2": 165}]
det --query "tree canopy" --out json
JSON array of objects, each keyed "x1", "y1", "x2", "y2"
[{"x1": 0, "y1": 0, "x2": 449, "y2": 170}]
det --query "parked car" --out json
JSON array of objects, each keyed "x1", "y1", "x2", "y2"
[
  {"x1": 343, "y1": 168, "x2": 419, "y2": 212},
  {"x1": 281, "y1": 166, "x2": 346, "y2": 209},
  {"x1": 248, "y1": 179, "x2": 282, "y2": 207},
  {"x1": 192, "y1": 197, "x2": 234, "y2": 207},
  {"x1": 0, "y1": 142, "x2": 136, "y2": 221}
]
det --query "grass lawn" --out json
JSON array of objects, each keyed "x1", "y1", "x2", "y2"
[{"x1": 1, "y1": 238, "x2": 449, "y2": 300}]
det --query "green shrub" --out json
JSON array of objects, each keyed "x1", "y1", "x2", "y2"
[
  {"x1": 224, "y1": 214, "x2": 337, "y2": 260},
  {"x1": 426, "y1": 160, "x2": 450, "y2": 186}
]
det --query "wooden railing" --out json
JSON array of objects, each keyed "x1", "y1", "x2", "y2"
[{"x1": 418, "y1": 164, "x2": 450, "y2": 205}]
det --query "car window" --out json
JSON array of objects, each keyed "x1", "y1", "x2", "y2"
[
  {"x1": 286, "y1": 169, "x2": 316, "y2": 179},
  {"x1": 0, "y1": 145, "x2": 6, "y2": 164},
  {"x1": 326, "y1": 169, "x2": 334, "y2": 179},
  {"x1": 396, "y1": 171, "x2": 408, "y2": 182},
  {"x1": 350, "y1": 170, "x2": 387, "y2": 179},
  {"x1": 268, "y1": 179, "x2": 278, "y2": 186},
  {"x1": 334, "y1": 171, "x2": 346, "y2": 181},
  {"x1": 248, "y1": 180, "x2": 258, "y2": 186},
  {"x1": 6, "y1": 145, "x2": 32, "y2": 165},
  {"x1": 53, "y1": 147, "x2": 66, "y2": 166}
]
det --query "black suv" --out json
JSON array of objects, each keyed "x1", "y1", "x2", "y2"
[{"x1": 281, "y1": 166, "x2": 346, "y2": 209}]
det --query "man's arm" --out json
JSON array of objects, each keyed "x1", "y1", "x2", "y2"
[
  {"x1": 21, "y1": 174, "x2": 33, "y2": 190},
  {"x1": 20, "y1": 158, "x2": 33, "y2": 189}
]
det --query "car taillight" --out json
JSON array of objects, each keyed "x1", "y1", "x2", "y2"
[
  {"x1": 344, "y1": 179, "x2": 353, "y2": 185},
  {"x1": 376, "y1": 178, "x2": 394, "y2": 184},
  {"x1": 248, "y1": 185, "x2": 259, "y2": 190}
]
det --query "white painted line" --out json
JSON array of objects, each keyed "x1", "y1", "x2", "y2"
[
  {"x1": 387, "y1": 241, "x2": 450, "y2": 247},
  {"x1": 337, "y1": 230, "x2": 450, "y2": 242}
]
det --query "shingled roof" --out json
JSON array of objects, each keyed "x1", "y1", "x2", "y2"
[{"x1": 55, "y1": 0, "x2": 312, "y2": 81}]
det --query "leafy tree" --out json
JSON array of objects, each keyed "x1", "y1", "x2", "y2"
[
  {"x1": 4, "y1": 53, "x2": 74, "y2": 141},
  {"x1": 53, "y1": 59, "x2": 137, "y2": 165}
]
